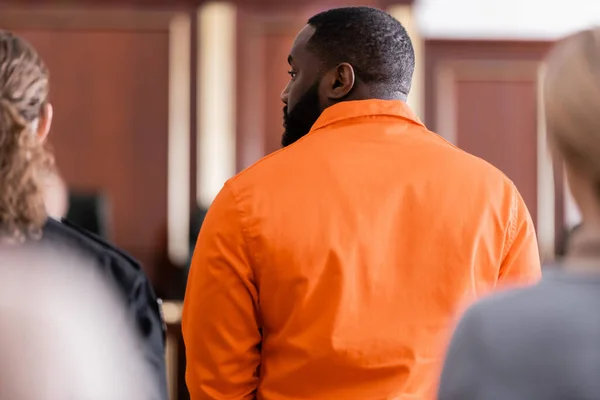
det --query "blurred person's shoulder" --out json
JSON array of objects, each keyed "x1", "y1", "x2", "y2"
[
  {"x1": 0, "y1": 246, "x2": 160, "y2": 400},
  {"x1": 40, "y1": 217, "x2": 168, "y2": 398},
  {"x1": 42, "y1": 217, "x2": 143, "y2": 277},
  {"x1": 40, "y1": 218, "x2": 165, "y2": 336},
  {"x1": 452, "y1": 271, "x2": 600, "y2": 398},
  {"x1": 469, "y1": 269, "x2": 600, "y2": 315},
  {"x1": 462, "y1": 282, "x2": 549, "y2": 328},
  {"x1": 459, "y1": 271, "x2": 600, "y2": 355}
]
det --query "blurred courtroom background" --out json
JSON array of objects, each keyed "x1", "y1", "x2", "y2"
[{"x1": 1, "y1": 0, "x2": 598, "y2": 398}]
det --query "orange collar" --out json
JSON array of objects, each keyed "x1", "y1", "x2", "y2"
[{"x1": 310, "y1": 99, "x2": 424, "y2": 132}]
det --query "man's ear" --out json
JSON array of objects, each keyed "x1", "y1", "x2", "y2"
[
  {"x1": 37, "y1": 103, "x2": 53, "y2": 142},
  {"x1": 327, "y1": 62, "x2": 355, "y2": 100}
]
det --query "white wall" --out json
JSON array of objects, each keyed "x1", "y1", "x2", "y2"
[{"x1": 416, "y1": 0, "x2": 600, "y2": 39}]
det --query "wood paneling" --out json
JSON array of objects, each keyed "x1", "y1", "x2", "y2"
[
  {"x1": 434, "y1": 59, "x2": 540, "y2": 225},
  {"x1": 426, "y1": 40, "x2": 553, "y2": 231},
  {"x1": 1, "y1": 9, "x2": 192, "y2": 283},
  {"x1": 6, "y1": 0, "x2": 414, "y2": 7}
]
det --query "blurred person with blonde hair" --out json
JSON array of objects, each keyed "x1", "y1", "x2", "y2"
[
  {"x1": 0, "y1": 30, "x2": 167, "y2": 398},
  {"x1": 438, "y1": 28, "x2": 600, "y2": 400},
  {"x1": 0, "y1": 246, "x2": 157, "y2": 400}
]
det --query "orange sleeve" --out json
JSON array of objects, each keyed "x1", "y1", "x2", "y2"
[
  {"x1": 499, "y1": 186, "x2": 542, "y2": 285},
  {"x1": 182, "y1": 182, "x2": 261, "y2": 400}
]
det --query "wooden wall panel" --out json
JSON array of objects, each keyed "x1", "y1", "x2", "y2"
[
  {"x1": 236, "y1": 9, "x2": 317, "y2": 171},
  {"x1": 425, "y1": 40, "x2": 552, "y2": 234},
  {"x1": 433, "y1": 59, "x2": 540, "y2": 225},
  {"x1": 29, "y1": 31, "x2": 168, "y2": 278},
  {"x1": 457, "y1": 79, "x2": 538, "y2": 220},
  {"x1": 5, "y1": 0, "x2": 413, "y2": 6},
  {"x1": 1, "y1": 9, "x2": 192, "y2": 283}
]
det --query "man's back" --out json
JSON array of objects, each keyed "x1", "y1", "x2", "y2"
[{"x1": 183, "y1": 100, "x2": 540, "y2": 399}]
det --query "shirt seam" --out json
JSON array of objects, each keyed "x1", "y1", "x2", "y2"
[
  {"x1": 223, "y1": 180, "x2": 259, "y2": 282},
  {"x1": 502, "y1": 185, "x2": 519, "y2": 260}
]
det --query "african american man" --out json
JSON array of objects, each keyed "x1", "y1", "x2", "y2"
[{"x1": 183, "y1": 7, "x2": 541, "y2": 400}]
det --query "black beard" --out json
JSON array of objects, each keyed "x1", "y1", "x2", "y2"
[{"x1": 281, "y1": 81, "x2": 322, "y2": 147}]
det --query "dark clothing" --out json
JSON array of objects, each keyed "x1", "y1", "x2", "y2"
[
  {"x1": 42, "y1": 218, "x2": 167, "y2": 400},
  {"x1": 438, "y1": 270, "x2": 600, "y2": 400},
  {"x1": 66, "y1": 191, "x2": 110, "y2": 238}
]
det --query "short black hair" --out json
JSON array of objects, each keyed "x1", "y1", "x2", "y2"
[{"x1": 307, "y1": 6, "x2": 414, "y2": 96}]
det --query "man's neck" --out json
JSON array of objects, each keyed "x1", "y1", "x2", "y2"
[{"x1": 346, "y1": 85, "x2": 407, "y2": 102}]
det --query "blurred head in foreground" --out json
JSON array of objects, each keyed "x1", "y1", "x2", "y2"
[
  {"x1": 0, "y1": 30, "x2": 54, "y2": 243},
  {"x1": 544, "y1": 28, "x2": 600, "y2": 247},
  {"x1": 0, "y1": 246, "x2": 156, "y2": 400}
]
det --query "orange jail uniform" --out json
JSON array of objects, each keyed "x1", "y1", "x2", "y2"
[{"x1": 182, "y1": 99, "x2": 541, "y2": 400}]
